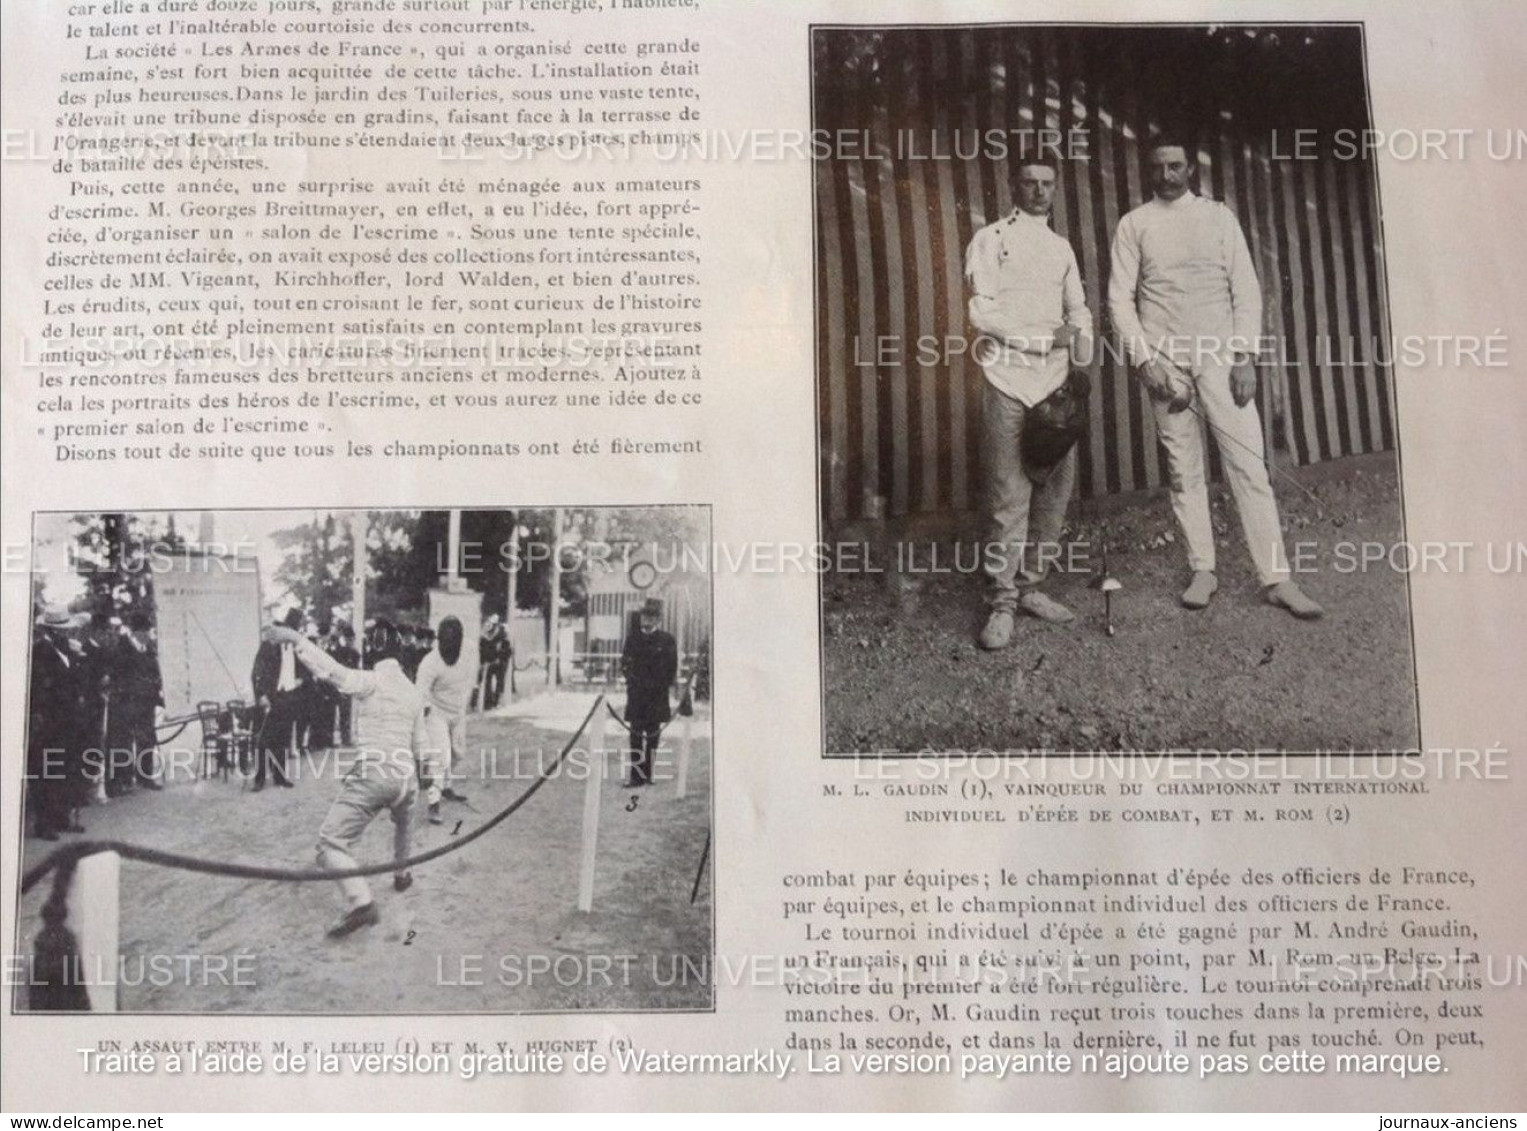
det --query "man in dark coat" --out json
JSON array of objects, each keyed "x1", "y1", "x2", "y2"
[
  {"x1": 27, "y1": 607, "x2": 91, "y2": 840},
  {"x1": 108, "y1": 611, "x2": 164, "y2": 790},
  {"x1": 250, "y1": 607, "x2": 307, "y2": 790},
  {"x1": 619, "y1": 598, "x2": 677, "y2": 788},
  {"x1": 325, "y1": 622, "x2": 360, "y2": 746},
  {"x1": 479, "y1": 613, "x2": 511, "y2": 711}
]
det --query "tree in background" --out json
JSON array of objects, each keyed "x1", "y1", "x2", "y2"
[
  {"x1": 264, "y1": 506, "x2": 710, "y2": 634},
  {"x1": 69, "y1": 512, "x2": 187, "y2": 625},
  {"x1": 268, "y1": 509, "x2": 450, "y2": 626},
  {"x1": 270, "y1": 512, "x2": 351, "y2": 626}
]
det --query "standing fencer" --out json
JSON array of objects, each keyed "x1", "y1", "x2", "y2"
[
  {"x1": 964, "y1": 149, "x2": 1094, "y2": 648},
  {"x1": 1108, "y1": 134, "x2": 1322, "y2": 618}
]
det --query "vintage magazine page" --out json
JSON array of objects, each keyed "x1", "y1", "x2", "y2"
[{"x1": 1, "y1": 0, "x2": 1524, "y2": 1117}]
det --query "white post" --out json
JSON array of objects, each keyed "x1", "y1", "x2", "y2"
[
  {"x1": 506, "y1": 524, "x2": 520, "y2": 626},
  {"x1": 676, "y1": 713, "x2": 692, "y2": 800},
  {"x1": 446, "y1": 509, "x2": 462, "y2": 587},
  {"x1": 506, "y1": 522, "x2": 522, "y2": 700},
  {"x1": 577, "y1": 699, "x2": 606, "y2": 913},
  {"x1": 673, "y1": 593, "x2": 689, "y2": 799},
  {"x1": 68, "y1": 851, "x2": 120, "y2": 1012},
  {"x1": 94, "y1": 694, "x2": 110, "y2": 803},
  {"x1": 675, "y1": 594, "x2": 687, "y2": 671},
  {"x1": 350, "y1": 511, "x2": 367, "y2": 661},
  {"x1": 547, "y1": 509, "x2": 563, "y2": 688}
]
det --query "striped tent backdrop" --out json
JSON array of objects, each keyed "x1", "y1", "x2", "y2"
[{"x1": 813, "y1": 25, "x2": 1396, "y2": 526}]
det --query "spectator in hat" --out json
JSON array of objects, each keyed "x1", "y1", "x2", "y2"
[
  {"x1": 307, "y1": 621, "x2": 337, "y2": 754},
  {"x1": 964, "y1": 148, "x2": 1093, "y2": 649},
  {"x1": 620, "y1": 598, "x2": 678, "y2": 787},
  {"x1": 401, "y1": 626, "x2": 429, "y2": 681},
  {"x1": 80, "y1": 613, "x2": 119, "y2": 795},
  {"x1": 250, "y1": 607, "x2": 308, "y2": 790},
  {"x1": 108, "y1": 610, "x2": 164, "y2": 791},
  {"x1": 1108, "y1": 133, "x2": 1322, "y2": 618}
]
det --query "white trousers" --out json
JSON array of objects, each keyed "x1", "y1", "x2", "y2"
[
  {"x1": 316, "y1": 768, "x2": 415, "y2": 911},
  {"x1": 421, "y1": 710, "x2": 466, "y2": 806},
  {"x1": 1150, "y1": 364, "x2": 1290, "y2": 587}
]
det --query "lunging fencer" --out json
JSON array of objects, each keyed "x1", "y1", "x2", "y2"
[{"x1": 264, "y1": 620, "x2": 425, "y2": 939}]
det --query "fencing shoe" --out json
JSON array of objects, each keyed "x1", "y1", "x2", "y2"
[
  {"x1": 428, "y1": 803, "x2": 443, "y2": 825},
  {"x1": 326, "y1": 903, "x2": 380, "y2": 939},
  {"x1": 1018, "y1": 591, "x2": 1075, "y2": 624},
  {"x1": 393, "y1": 872, "x2": 413, "y2": 893},
  {"x1": 1265, "y1": 581, "x2": 1324, "y2": 620},
  {"x1": 978, "y1": 610, "x2": 1015, "y2": 650},
  {"x1": 1180, "y1": 571, "x2": 1219, "y2": 609}
]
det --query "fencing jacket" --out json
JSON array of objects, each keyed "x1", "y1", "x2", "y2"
[
  {"x1": 964, "y1": 207, "x2": 1092, "y2": 406},
  {"x1": 1107, "y1": 190, "x2": 1262, "y2": 374},
  {"x1": 297, "y1": 641, "x2": 424, "y2": 780}
]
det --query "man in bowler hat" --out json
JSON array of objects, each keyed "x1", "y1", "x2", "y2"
[
  {"x1": 250, "y1": 607, "x2": 308, "y2": 790},
  {"x1": 619, "y1": 598, "x2": 678, "y2": 788}
]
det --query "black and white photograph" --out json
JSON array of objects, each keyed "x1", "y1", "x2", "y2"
[
  {"x1": 812, "y1": 24, "x2": 1421, "y2": 755},
  {"x1": 16, "y1": 505, "x2": 714, "y2": 1013}
]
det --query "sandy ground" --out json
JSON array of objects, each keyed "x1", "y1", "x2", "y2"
[
  {"x1": 823, "y1": 452, "x2": 1420, "y2": 754},
  {"x1": 17, "y1": 694, "x2": 713, "y2": 1014}
]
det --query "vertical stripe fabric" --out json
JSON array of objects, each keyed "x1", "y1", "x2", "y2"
[{"x1": 814, "y1": 26, "x2": 1394, "y2": 524}]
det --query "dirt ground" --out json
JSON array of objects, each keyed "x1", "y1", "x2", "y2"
[
  {"x1": 823, "y1": 452, "x2": 1420, "y2": 754},
  {"x1": 16, "y1": 694, "x2": 713, "y2": 1014}
]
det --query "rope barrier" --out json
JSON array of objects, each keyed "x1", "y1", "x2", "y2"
[
  {"x1": 21, "y1": 694, "x2": 605, "y2": 896},
  {"x1": 603, "y1": 700, "x2": 690, "y2": 740},
  {"x1": 604, "y1": 670, "x2": 697, "y2": 737},
  {"x1": 605, "y1": 700, "x2": 632, "y2": 733},
  {"x1": 689, "y1": 831, "x2": 711, "y2": 905}
]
